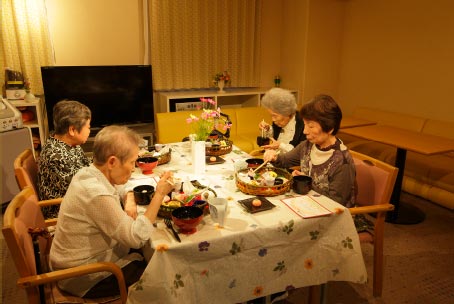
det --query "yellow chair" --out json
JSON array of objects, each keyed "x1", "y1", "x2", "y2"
[
  {"x1": 2, "y1": 186, "x2": 127, "y2": 304},
  {"x1": 230, "y1": 106, "x2": 272, "y2": 153},
  {"x1": 349, "y1": 150, "x2": 398, "y2": 297},
  {"x1": 155, "y1": 111, "x2": 201, "y2": 144},
  {"x1": 14, "y1": 149, "x2": 62, "y2": 227}
]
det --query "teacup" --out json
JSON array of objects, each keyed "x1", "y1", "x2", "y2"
[
  {"x1": 292, "y1": 175, "x2": 312, "y2": 195},
  {"x1": 208, "y1": 197, "x2": 228, "y2": 227}
]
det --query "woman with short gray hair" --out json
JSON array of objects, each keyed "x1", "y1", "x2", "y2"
[
  {"x1": 259, "y1": 88, "x2": 306, "y2": 152},
  {"x1": 38, "y1": 100, "x2": 91, "y2": 218}
]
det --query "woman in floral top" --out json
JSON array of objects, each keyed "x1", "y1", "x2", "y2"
[
  {"x1": 264, "y1": 94, "x2": 356, "y2": 207},
  {"x1": 38, "y1": 100, "x2": 91, "y2": 219}
]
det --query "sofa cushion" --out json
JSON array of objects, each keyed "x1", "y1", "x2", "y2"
[{"x1": 154, "y1": 107, "x2": 272, "y2": 153}]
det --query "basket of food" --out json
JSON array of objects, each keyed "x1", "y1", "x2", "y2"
[
  {"x1": 235, "y1": 166, "x2": 292, "y2": 196},
  {"x1": 158, "y1": 180, "x2": 217, "y2": 218},
  {"x1": 206, "y1": 139, "x2": 233, "y2": 156},
  {"x1": 156, "y1": 148, "x2": 171, "y2": 165},
  {"x1": 139, "y1": 145, "x2": 172, "y2": 165}
]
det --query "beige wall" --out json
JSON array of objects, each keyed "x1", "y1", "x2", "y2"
[
  {"x1": 45, "y1": 0, "x2": 454, "y2": 121},
  {"x1": 337, "y1": 0, "x2": 454, "y2": 121},
  {"x1": 259, "y1": 1, "x2": 283, "y2": 90},
  {"x1": 45, "y1": 0, "x2": 145, "y2": 65}
]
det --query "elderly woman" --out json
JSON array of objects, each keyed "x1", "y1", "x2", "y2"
[
  {"x1": 258, "y1": 88, "x2": 306, "y2": 153},
  {"x1": 50, "y1": 125, "x2": 174, "y2": 298},
  {"x1": 263, "y1": 94, "x2": 356, "y2": 207},
  {"x1": 38, "y1": 100, "x2": 91, "y2": 218}
]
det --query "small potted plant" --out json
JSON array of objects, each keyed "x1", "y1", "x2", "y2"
[
  {"x1": 23, "y1": 78, "x2": 35, "y2": 102},
  {"x1": 213, "y1": 70, "x2": 231, "y2": 92}
]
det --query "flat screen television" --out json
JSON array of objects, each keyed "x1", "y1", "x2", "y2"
[{"x1": 41, "y1": 65, "x2": 154, "y2": 132}]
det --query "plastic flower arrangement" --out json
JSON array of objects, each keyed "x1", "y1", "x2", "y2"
[
  {"x1": 213, "y1": 70, "x2": 231, "y2": 86},
  {"x1": 186, "y1": 98, "x2": 231, "y2": 141}
]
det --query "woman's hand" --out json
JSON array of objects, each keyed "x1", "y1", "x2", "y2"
[
  {"x1": 258, "y1": 120, "x2": 270, "y2": 131},
  {"x1": 155, "y1": 171, "x2": 174, "y2": 196},
  {"x1": 291, "y1": 169, "x2": 303, "y2": 177},
  {"x1": 124, "y1": 191, "x2": 138, "y2": 219},
  {"x1": 262, "y1": 138, "x2": 280, "y2": 150},
  {"x1": 263, "y1": 149, "x2": 279, "y2": 163}
]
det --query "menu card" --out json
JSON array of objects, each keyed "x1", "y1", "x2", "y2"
[{"x1": 281, "y1": 195, "x2": 333, "y2": 218}]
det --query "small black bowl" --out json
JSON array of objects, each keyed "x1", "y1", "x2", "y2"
[
  {"x1": 246, "y1": 158, "x2": 264, "y2": 168},
  {"x1": 274, "y1": 178, "x2": 284, "y2": 186},
  {"x1": 133, "y1": 185, "x2": 155, "y2": 205}
]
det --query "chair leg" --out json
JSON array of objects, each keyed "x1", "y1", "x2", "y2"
[{"x1": 373, "y1": 212, "x2": 385, "y2": 297}]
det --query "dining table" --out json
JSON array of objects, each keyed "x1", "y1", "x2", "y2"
[
  {"x1": 339, "y1": 124, "x2": 454, "y2": 225},
  {"x1": 126, "y1": 142, "x2": 367, "y2": 304}
]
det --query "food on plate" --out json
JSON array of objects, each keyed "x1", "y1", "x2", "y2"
[
  {"x1": 252, "y1": 198, "x2": 262, "y2": 207},
  {"x1": 161, "y1": 200, "x2": 182, "y2": 208},
  {"x1": 210, "y1": 156, "x2": 217, "y2": 162}
]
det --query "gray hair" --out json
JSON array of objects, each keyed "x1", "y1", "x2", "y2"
[
  {"x1": 53, "y1": 100, "x2": 91, "y2": 135},
  {"x1": 93, "y1": 125, "x2": 142, "y2": 165},
  {"x1": 260, "y1": 88, "x2": 297, "y2": 116}
]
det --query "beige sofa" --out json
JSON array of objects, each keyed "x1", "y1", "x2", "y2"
[
  {"x1": 338, "y1": 107, "x2": 454, "y2": 210},
  {"x1": 155, "y1": 106, "x2": 272, "y2": 153}
]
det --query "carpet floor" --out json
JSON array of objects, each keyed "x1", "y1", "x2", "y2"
[{"x1": 2, "y1": 192, "x2": 454, "y2": 303}]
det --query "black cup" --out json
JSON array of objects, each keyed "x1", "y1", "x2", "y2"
[
  {"x1": 257, "y1": 136, "x2": 270, "y2": 146},
  {"x1": 292, "y1": 175, "x2": 312, "y2": 195},
  {"x1": 133, "y1": 185, "x2": 155, "y2": 205}
]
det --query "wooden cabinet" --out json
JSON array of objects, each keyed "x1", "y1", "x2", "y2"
[
  {"x1": 156, "y1": 87, "x2": 298, "y2": 113},
  {"x1": 9, "y1": 98, "x2": 48, "y2": 151}
]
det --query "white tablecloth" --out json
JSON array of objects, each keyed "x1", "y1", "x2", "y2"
[{"x1": 127, "y1": 143, "x2": 367, "y2": 304}]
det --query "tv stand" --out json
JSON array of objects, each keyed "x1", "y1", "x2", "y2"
[{"x1": 81, "y1": 123, "x2": 154, "y2": 154}]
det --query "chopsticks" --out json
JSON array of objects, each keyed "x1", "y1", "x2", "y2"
[
  {"x1": 261, "y1": 119, "x2": 265, "y2": 138},
  {"x1": 253, "y1": 150, "x2": 280, "y2": 173}
]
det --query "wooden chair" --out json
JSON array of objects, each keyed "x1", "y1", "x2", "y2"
[
  {"x1": 307, "y1": 151, "x2": 397, "y2": 301},
  {"x1": 14, "y1": 148, "x2": 62, "y2": 227},
  {"x1": 2, "y1": 186, "x2": 127, "y2": 304},
  {"x1": 349, "y1": 150, "x2": 398, "y2": 297}
]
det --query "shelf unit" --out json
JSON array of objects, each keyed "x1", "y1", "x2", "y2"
[
  {"x1": 9, "y1": 98, "x2": 48, "y2": 151},
  {"x1": 156, "y1": 87, "x2": 298, "y2": 113}
]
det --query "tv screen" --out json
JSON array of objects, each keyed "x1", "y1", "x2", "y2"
[{"x1": 41, "y1": 65, "x2": 154, "y2": 132}]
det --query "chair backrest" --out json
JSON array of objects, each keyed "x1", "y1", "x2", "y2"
[
  {"x1": 2, "y1": 187, "x2": 48, "y2": 280},
  {"x1": 14, "y1": 149, "x2": 39, "y2": 195},
  {"x1": 350, "y1": 150, "x2": 398, "y2": 206},
  {"x1": 155, "y1": 111, "x2": 203, "y2": 143}
]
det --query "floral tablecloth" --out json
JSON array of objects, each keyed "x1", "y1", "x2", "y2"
[{"x1": 127, "y1": 142, "x2": 367, "y2": 304}]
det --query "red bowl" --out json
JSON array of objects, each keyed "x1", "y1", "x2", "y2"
[
  {"x1": 136, "y1": 157, "x2": 159, "y2": 174},
  {"x1": 171, "y1": 206, "x2": 203, "y2": 234}
]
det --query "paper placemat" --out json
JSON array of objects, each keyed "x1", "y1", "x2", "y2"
[{"x1": 281, "y1": 195, "x2": 333, "y2": 218}]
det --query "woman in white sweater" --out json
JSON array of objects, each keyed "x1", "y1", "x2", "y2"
[{"x1": 50, "y1": 125, "x2": 174, "y2": 298}]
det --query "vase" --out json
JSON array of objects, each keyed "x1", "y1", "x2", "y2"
[
  {"x1": 217, "y1": 80, "x2": 225, "y2": 93},
  {"x1": 24, "y1": 91, "x2": 35, "y2": 102},
  {"x1": 191, "y1": 140, "x2": 206, "y2": 175}
]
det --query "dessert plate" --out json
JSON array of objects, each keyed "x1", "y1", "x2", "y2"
[
  {"x1": 237, "y1": 196, "x2": 276, "y2": 214},
  {"x1": 206, "y1": 155, "x2": 226, "y2": 165}
]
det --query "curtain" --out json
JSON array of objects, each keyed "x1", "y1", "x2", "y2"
[
  {"x1": 149, "y1": 0, "x2": 262, "y2": 90},
  {"x1": 1, "y1": 0, "x2": 54, "y2": 95}
]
